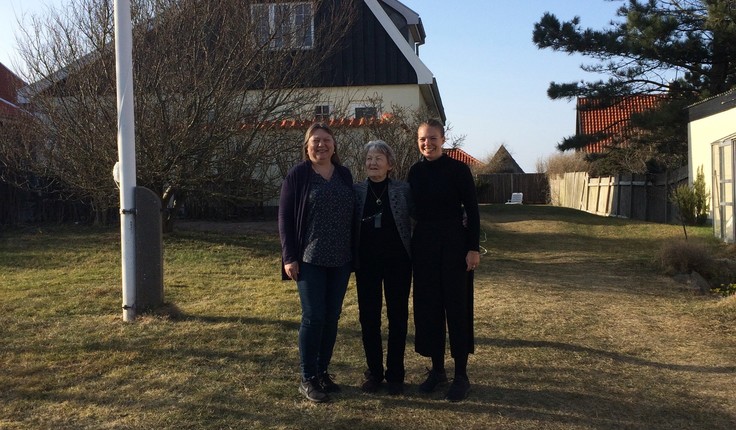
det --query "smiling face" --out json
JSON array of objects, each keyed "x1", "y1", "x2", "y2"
[
  {"x1": 417, "y1": 124, "x2": 445, "y2": 161},
  {"x1": 365, "y1": 148, "x2": 392, "y2": 182},
  {"x1": 306, "y1": 128, "x2": 335, "y2": 165}
]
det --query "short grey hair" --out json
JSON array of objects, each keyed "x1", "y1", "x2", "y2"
[{"x1": 363, "y1": 140, "x2": 397, "y2": 175}]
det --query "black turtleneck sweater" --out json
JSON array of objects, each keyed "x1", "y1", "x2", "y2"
[{"x1": 407, "y1": 154, "x2": 480, "y2": 252}]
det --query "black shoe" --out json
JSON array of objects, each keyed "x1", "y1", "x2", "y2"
[
  {"x1": 419, "y1": 368, "x2": 448, "y2": 393},
  {"x1": 361, "y1": 370, "x2": 382, "y2": 393},
  {"x1": 299, "y1": 377, "x2": 329, "y2": 403},
  {"x1": 445, "y1": 375, "x2": 470, "y2": 402},
  {"x1": 386, "y1": 381, "x2": 404, "y2": 396},
  {"x1": 319, "y1": 372, "x2": 341, "y2": 393}
]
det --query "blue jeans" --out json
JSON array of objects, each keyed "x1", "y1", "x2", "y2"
[{"x1": 296, "y1": 261, "x2": 351, "y2": 380}]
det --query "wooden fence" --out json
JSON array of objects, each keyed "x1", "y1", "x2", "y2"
[
  {"x1": 0, "y1": 182, "x2": 94, "y2": 226},
  {"x1": 549, "y1": 166, "x2": 689, "y2": 223},
  {"x1": 475, "y1": 173, "x2": 550, "y2": 204}
]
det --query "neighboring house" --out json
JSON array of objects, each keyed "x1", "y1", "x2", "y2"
[
  {"x1": 1, "y1": 62, "x2": 30, "y2": 225},
  {"x1": 444, "y1": 148, "x2": 482, "y2": 168},
  {"x1": 688, "y1": 89, "x2": 736, "y2": 242},
  {"x1": 21, "y1": 0, "x2": 445, "y2": 123},
  {"x1": 576, "y1": 95, "x2": 664, "y2": 153},
  {"x1": 483, "y1": 144, "x2": 523, "y2": 173},
  {"x1": 15, "y1": 0, "x2": 447, "y2": 219},
  {"x1": 0, "y1": 62, "x2": 26, "y2": 123},
  {"x1": 306, "y1": 0, "x2": 445, "y2": 122}
]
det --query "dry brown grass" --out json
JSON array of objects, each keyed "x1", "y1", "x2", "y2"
[{"x1": 1, "y1": 206, "x2": 735, "y2": 429}]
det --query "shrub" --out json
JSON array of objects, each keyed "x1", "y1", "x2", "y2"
[
  {"x1": 693, "y1": 165, "x2": 710, "y2": 224},
  {"x1": 670, "y1": 184, "x2": 699, "y2": 225},
  {"x1": 537, "y1": 151, "x2": 589, "y2": 176},
  {"x1": 712, "y1": 283, "x2": 736, "y2": 297},
  {"x1": 658, "y1": 239, "x2": 714, "y2": 275},
  {"x1": 670, "y1": 166, "x2": 710, "y2": 226}
]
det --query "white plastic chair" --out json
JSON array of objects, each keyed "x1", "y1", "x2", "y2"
[{"x1": 506, "y1": 193, "x2": 523, "y2": 205}]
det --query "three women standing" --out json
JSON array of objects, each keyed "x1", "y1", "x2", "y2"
[
  {"x1": 278, "y1": 123, "x2": 354, "y2": 403},
  {"x1": 279, "y1": 119, "x2": 479, "y2": 403}
]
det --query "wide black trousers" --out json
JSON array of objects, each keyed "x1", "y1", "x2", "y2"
[
  {"x1": 412, "y1": 221, "x2": 475, "y2": 358},
  {"x1": 355, "y1": 253, "x2": 411, "y2": 383}
]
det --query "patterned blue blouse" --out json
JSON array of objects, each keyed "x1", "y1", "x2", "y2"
[{"x1": 302, "y1": 170, "x2": 354, "y2": 267}]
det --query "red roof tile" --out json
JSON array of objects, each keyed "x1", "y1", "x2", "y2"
[
  {"x1": 444, "y1": 148, "x2": 482, "y2": 167},
  {"x1": 576, "y1": 94, "x2": 665, "y2": 153},
  {"x1": 244, "y1": 115, "x2": 396, "y2": 130}
]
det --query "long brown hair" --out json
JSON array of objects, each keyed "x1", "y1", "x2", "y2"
[{"x1": 303, "y1": 122, "x2": 341, "y2": 165}]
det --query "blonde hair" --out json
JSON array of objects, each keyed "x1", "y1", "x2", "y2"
[{"x1": 418, "y1": 118, "x2": 445, "y2": 137}]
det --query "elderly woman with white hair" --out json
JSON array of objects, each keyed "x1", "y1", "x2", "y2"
[{"x1": 353, "y1": 140, "x2": 413, "y2": 396}]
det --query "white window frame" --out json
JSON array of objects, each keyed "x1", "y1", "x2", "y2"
[
  {"x1": 252, "y1": 2, "x2": 314, "y2": 50},
  {"x1": 712, "y1": 135, "x2": 736, "y2": 242},
  {"x1": 314, "y1": 104, "x2": 331, "y2": 122}
]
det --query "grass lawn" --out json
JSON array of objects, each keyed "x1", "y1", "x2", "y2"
[{"x1": 1, "y1": 204, "x2": 735, "y2": 429}]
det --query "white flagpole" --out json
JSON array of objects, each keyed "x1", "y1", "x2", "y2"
[{"x1": 114, "y1": 0, "x2": 137, "y2": 321}]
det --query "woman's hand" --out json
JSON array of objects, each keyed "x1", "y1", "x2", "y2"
[
  {"x1": 285, "y1": 261, "x2": 300, "y2": 280},
  {"x1": 466, "y1": 250, "x2": 480, "y2": 272}
]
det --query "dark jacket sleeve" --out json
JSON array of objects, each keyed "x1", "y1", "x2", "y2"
[
  {"x1": 352, "y1": 181, "x2": 366, "y2": 270},
  {"x1": 458, "y1": 162, "x2": 481, "y2": 252},
  {"x1": 278, "y1": 162, "x2": 307, "y2": 280}
]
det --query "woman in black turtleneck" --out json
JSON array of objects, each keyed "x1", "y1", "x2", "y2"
[
  {"x1": 408, "y1": 119, "x2": 480, "y2": 402},
  {"x1": 353, "y1": 140, "x2": 412, "y2": 396}
]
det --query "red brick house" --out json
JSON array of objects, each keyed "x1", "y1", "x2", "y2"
[{"x1": 0, "y1": 62, "x2": 26, "y2": 122}]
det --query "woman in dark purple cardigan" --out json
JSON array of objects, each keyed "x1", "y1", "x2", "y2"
[{"x1": 278, "y1": 122, "x2": 354, "y2": 403}]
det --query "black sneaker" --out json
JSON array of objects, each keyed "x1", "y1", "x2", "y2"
[
  {"x1": 319, "y1": 372, "x2": 341, "y2": 393},
  {"x1": 419, "y1": 368, "x2": 448, "y2": 393},
  {"x1": 361, "y1": 370, "x2": 382, "y2": 393},
  {"x1": 445, "y1": 375, "x2": 470, "y2": 402},
  {"x1": 299, "y1": 377, "x2": 329, "y2": 403},
  {"x1": 386, "y1": 381, "x2": 404, "y2": 396}
]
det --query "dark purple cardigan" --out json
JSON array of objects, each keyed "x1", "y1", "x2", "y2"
[{"x1": 278, "y1": 160, "x2": 354, "y2": 280}]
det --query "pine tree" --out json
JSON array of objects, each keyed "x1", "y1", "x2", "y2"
[{"x1": 533, "y1": 0, "x2": 736, "y2": 173}]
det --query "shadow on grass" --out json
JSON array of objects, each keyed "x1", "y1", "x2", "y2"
[
  {"x1": 485, "y1": 230, "x2": 670, "y2": 256},
  {"x1": 481, "y1": 204, "x2": 643, "y2": 226},
  {"x1": 477, "y1": 337, "x2": 736, "y2": 374},
  {"x1": 176, "y1": 313, "x2": 301, "y2": 332},
  {"x1": 167, "y1": 228, "x2": 281, "y2": 251},
  {"x1": 385, "y1": 384, "x2": 732, "y2": 430}
]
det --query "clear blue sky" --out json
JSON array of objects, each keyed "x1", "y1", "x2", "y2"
[{"x1": 0, "y1": 0, "x2": 624, "y2": 172}]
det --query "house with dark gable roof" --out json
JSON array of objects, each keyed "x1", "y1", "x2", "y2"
[
  {"x1": 311, "y1": 0, "x2": 445, "y2": 122},
  {"x1": 11, "y1": 0, "x2": 448, "y2": 220},
  {"x1": 21, "y1": 0, "x2": 445, "y2": 127}
]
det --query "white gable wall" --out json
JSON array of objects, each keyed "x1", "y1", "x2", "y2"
[
  {"x1": 312, "y1": 84, "x2": 428, "y2": 116},
  {"x1": 688, "y1": 105, "x2": 736, "y2": 198}
]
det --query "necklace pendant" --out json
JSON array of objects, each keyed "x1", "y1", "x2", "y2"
[{"x1": 376, "y1": 198, "x2": 382, "y2": 205}]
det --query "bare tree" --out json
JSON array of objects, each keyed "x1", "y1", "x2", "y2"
[
  {"x1": 331, "y1": 100, "x2": 435, "y2": 181},
  {"x1": 3, "y1": 0, "x2": 356, "y2": 227}
]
